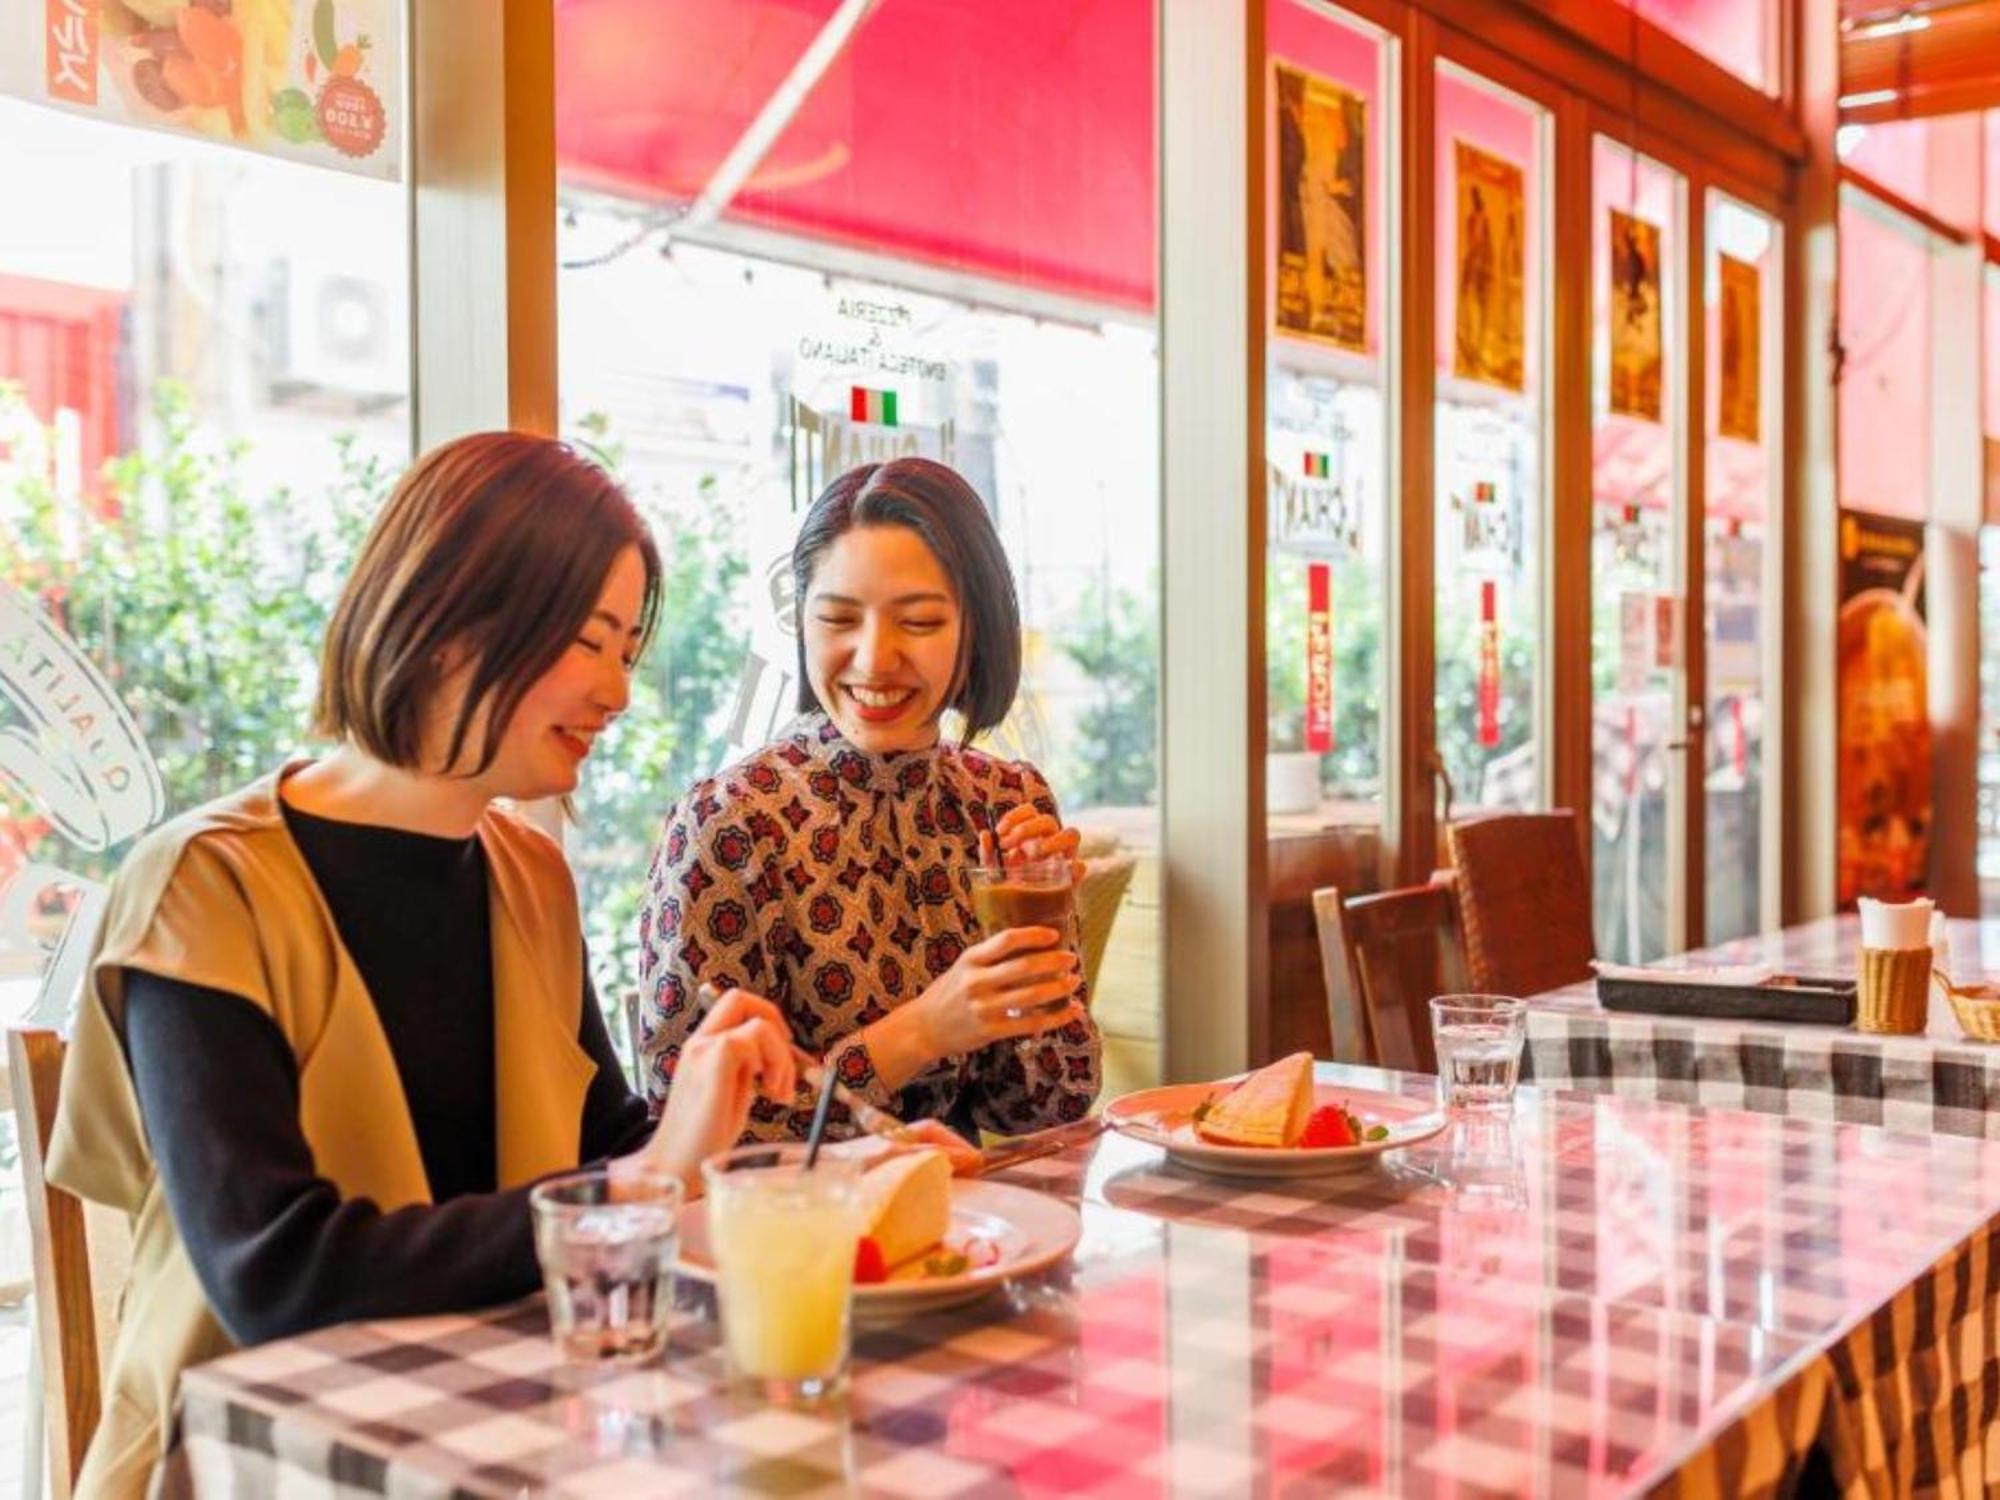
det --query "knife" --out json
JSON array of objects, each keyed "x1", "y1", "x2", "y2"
[{"x1": 977, "y1": 1116, "x2": 1105, "y2": 1175}]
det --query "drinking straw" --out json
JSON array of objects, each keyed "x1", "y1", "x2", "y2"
[{"x1": 802, "y1": 1064, "x2": 840, "y2": 1169}]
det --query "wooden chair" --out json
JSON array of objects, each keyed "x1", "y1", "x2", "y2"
[
  {"x1": 8, "y1": 1027, "x2": 100, "y2": 1500},
  {"x1": 1313, "y1": 883, "x2": 1469, "y2": 1073},
  {"x1": 1446, "y1": 811, "x2": 1595, "y2": 997}
]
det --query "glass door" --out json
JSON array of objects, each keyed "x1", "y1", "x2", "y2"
[
  {"x1": 1590, "y1": 137, "x2": 1689, "y2": 964},
  {"x1": 1702, "y1": 192, "x2": 1781, "y2": 944},
  {"x1": 1432, "y1": 60, "x2": 1551, "y2": 824}
]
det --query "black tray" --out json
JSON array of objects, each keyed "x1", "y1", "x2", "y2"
[{"x1": 1595, "y1": 972, "x2": 1857, "y2": 1027}]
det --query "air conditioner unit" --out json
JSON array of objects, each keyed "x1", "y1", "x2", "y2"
[{"x1": 266, "y1": 259, "x2": 407, "y2": 403}]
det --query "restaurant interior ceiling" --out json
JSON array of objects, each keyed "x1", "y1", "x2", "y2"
[{"x1": 1842, "y1": 0, "x2": 2000, "y2": 121}]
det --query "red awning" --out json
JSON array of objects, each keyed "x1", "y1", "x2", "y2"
[{"x1": 555, "y1": 0, "x2": 1157, "y2": 314}]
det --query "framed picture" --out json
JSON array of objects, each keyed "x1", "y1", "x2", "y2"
[
  {"x1": 1451, "y1": 141, "x2": 1525, "y2": 392},
  {"x1": 1717, "y1": 254, "x2": 1760, "y2": 443},
  {"x1": 1608, "y1": 208, "x2": 1663, "y2": 422},
  {"x1": 1274, "y1": 61, "x2": 1367, "y2": 353}
]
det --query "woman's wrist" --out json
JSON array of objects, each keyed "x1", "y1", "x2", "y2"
[{"x1": 854, "y1": 1004, "x2": 935, "y2": 1093}]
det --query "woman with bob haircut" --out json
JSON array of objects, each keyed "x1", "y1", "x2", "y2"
[
  {"x1": 47, "y1": 432, "x2": 798, "y2": 1500},
  {"x1": 636, "y1": 457, "x2": 1101, "y2": 1144}
]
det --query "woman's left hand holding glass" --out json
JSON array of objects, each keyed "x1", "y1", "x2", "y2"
[{"x1": 994, "y1": 803, "x2": 1087, "y2": 883}]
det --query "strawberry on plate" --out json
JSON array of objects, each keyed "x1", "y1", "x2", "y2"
[
  {"x1": 854, "y1": 1236, "x2": 889, "y2": 1284},
  {"x1": 1298, "y1": 1104, "x2": 1357, "y2": 1149}
]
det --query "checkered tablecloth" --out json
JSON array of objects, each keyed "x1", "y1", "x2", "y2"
[
  {"x1": 163, "y1": 1068, "x2": 2000, "y2": 1498},
  {"x1": 1524, "y1": 916, "x2": 2000, "y2": 1139}
]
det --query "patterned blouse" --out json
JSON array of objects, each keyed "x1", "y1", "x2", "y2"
[{"x1": 635, "y1": 713, "x2": 1102, "y2": 1140}]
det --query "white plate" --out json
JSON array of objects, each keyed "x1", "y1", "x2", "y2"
[
  {"x1": 1104, "y1": 1081, "x2": 1448, "y2": 1179},
  {"x1": 675, "y1": 1179, "x2": 1080, "y2": 1320}
]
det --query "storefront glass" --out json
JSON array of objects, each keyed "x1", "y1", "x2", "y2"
[
  {"x1": 1432, "y1": 61, "x2": 1548, "y2": 821},
  {"x1": 1590, "y1": 136, "x2": 1687, "y2": 965},
  {"x1": 1837, "y1": 188, "x2": 1932, "y2": 522},
  {"x1": 1634, "y1": 0, "x2": 1779, "y2": 97},
  {"x1": 1263, "y1": 0, "x2": 1395, "y2": 836},
  {"x1": 0, "y1": 96, "x2": 410, "y2": 1025},
  {"x1": 554, "y1": 1, "x2": 1162, "y2": 1080},
  {"x1": 1703, "y1": 193, "x2": 1780, "y2": 944}
]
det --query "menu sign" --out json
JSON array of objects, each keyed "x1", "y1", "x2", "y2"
[
  {"x1": 1837, "y1": 511, "x2": 1931, "y2": 906},
  {"x1": 6, "y1": 0, "x2": 402, "y2": 180},
  {"x1": 1305, "y1": 563, "x2": 1333, "y2": 753}
]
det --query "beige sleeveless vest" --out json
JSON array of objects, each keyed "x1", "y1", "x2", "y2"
[{"x1": 46, "y1": 767, "x2": 596, "y2": 1500}]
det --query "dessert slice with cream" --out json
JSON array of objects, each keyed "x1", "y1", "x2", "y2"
[
  {"x1": 1193, "y1": 1050, "x2": 1316, "y2": 1148},
  {"x1": 853, "y1": 1148, "x2": 952, "y2": 1282}
]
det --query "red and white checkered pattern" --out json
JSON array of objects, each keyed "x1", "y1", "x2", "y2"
[
  {"x1": 1525, "y1": 916, "x2": 2000, "y2": 1139},
  {"x1": 164, "y1": 1068, "x2": 2000, "y2": 1498}
]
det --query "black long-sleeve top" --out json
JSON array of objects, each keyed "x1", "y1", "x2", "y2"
[{"x1": 120, "y1": 803, "x2": 652, "y2": 1347}]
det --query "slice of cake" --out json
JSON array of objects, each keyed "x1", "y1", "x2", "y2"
[
  {"x1": 1194, "y1": 1051, "x2": 1316, "y2": 1148},
  {"x1": 856, "y1": 1147, "x2": 952, "y2": 1270}
]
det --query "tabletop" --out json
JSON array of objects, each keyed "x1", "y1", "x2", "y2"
[
  {"x1": 1523, "y1": 915, "x2": 2000, "y2": 1137},
  {"x1": 167, "y1": 1065, "x2": 2000, "y2": 1498}
]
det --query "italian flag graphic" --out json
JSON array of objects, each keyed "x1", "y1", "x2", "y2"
[
  {"x1": 850, "y1": 387, "x2": 899, "y2": 426},
  {"x1": 1303, "y1": 452, "x2": 1329, "y2": 478}
]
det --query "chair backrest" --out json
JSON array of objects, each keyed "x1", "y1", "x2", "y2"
[
  {"x1": 1315, "y1": 883, "x2": 1468, "y2": 1072},
  {"x1": 1446, "y1": 811, "x2": 1595, "y2": 997},
  {"x1": 8, "y1": 1026, "x2": 98, "y2": 1499},
  {"x1": 1311, "y1": 887, "x2": 1376, "y2": 1064}
]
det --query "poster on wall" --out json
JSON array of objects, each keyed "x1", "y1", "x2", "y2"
[
  {"x1": 1837, "y1": 510, "x2": 1930, "y2": 907},
  {"x1": 4, "y1": 0, "x2": 401, "y2": 180},
  {"x1": 1608, "y1": 209, "x2": 1664, "y2": 422},
  {"x1": 1451, "y1": 141, "x2": 1526, "y2": 392},
  {"x1": 1273, "y1": 61, "x2": 1367, "y2": 353},
  {"x1": 1717, "y1": 254, "x2": 1761, "y2": 443}
]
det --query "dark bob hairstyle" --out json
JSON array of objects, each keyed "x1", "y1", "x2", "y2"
[
  {"x1": 792, "y1": 458, "x2": 1021, "y2": 738},
  {"x1": 314, "y1": 430, "x2": 661, "y2": 776}
]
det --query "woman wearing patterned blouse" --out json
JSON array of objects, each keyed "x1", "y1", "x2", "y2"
[{"x1": 636, "y1": 458, "x2": 1102, "y2": 1140}]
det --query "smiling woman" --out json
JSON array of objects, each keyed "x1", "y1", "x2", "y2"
[
  {"x1": 637, "y1": 459, "x2": 1104, "y2": 1144},
  {"x1": 40, "y1": 431, "x2": 803, "y2": 1500}
]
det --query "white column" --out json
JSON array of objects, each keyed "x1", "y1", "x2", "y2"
[{"x1": 1160, "y1": 0, "x2": 1265, "y2": 1079}]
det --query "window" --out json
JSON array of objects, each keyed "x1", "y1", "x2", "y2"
[
  {"x1": 0, "y1": 98, "x2": 410, "y2": 1016},
  {"x1": 1263, "y1": 0, "x2": 1395, "y2": 833},
  {"x1": 1703, "y1": 194, "x2": 1779, "y2": 944},
  {"x1": 554, "y1": 1, "x2": 1162, "y2": 1078},
  {"x1": 1838, "y1": 188, "x2": 1931, "y2": 521},
  {"x1": 1636, "y1": 0, "x2": 1778, "y2": 97},
  {"x1": 1590, "y1": 136, "x2": 1687, "y2": 964},
  {"x1": 1432, "y1": 61, "x2": 1549, "y2": 821}
]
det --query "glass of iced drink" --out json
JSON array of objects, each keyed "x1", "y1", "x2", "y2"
[
  {"x1": 967, "y1": 855, "x2": 1076, "y2": 1019},
  {"x1": 1428, "y1": 994, "x2": 1527, "y2": 1112},
  {"x1": 701, "y1": 1144, "x2": 863, "y2": 1405},
  {"x1": 530, "y1": 1166, "x2": 682, "y2": 1365}
]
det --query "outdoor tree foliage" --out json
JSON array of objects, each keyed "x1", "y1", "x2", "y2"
[
  {"x1": 0, "y1": 385, "x2": 748, "y2": 1009},
  {"x1": 1053, "y1": 579, "x2": 1158, "y2": 809}
]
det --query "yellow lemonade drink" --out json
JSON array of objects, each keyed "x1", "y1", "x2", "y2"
[
  {"x1": 703, "y1": 1146, "x2": 862, "y2": 1403},
  {"x1": 711, "y1": 1195, "x2": 856, "y2": 1379}
]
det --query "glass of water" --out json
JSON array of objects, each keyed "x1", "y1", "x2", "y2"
[
  {"x1": 1429, "y1": 994, "x2": 1526, "y2": 1112},
  {"x1": 530, "y1": 1166, "x2": 682, "y2": 1365}
]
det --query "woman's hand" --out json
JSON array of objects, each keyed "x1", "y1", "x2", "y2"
[
  {"x1": 620, "y1": 988, "x2": 796, "y2": 1193},
  {"x1": 893, "y1": 926, "x2": 1083, "y2": 1067},
  {"x1": 994, "y1": 803, "x2": 1087, "y2": 883}
]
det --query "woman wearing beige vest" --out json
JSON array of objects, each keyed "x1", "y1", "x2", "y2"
[{"x1": 46, "y1": 433, "x2": 799, "y2": 1499}]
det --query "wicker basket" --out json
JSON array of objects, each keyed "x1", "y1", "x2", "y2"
[
  {"x1": 1856, "y1": 946, "x2": 1931, "y2": 1035},
  {"x1": 1942, "y1": 979, "x2": 2000, "y2": 1043}
]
